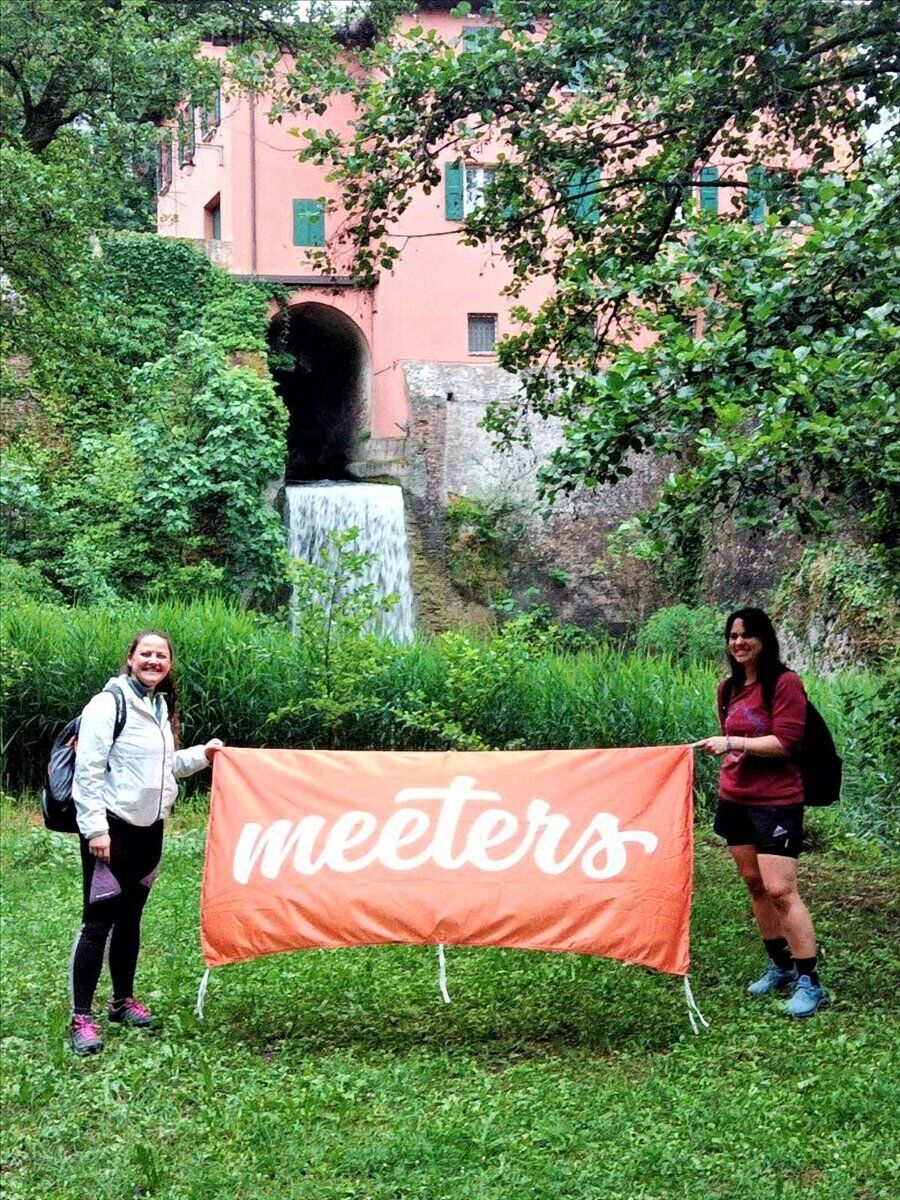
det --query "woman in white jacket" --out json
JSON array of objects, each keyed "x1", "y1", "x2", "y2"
[{"x1": 69, "y1": 631, "x2": 222, "y2": 1055}]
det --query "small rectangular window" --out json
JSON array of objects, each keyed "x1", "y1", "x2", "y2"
[
  {"x1": 293, "y1": 198, "x2": 326, "y2": 247},
  {"x1": 567, "y1": 167, "x2": 601, "y2": 223},
  {"x1": 178, "y1": 104, "x2": 196, "y2": 168},
  {"x1": 200, "y1": 88, "x2": 221, "y2": 141},
  {"x1": 204, "y1": 195, "x2": 221, "y2": 240},
  {"x1": 155, "y1": 138, "x2": 173, "y2": 194},
  {"x1": 747, "y1": 165, "x2": 767, "y2": 223},
  {"x1": 562, "y1": 61, "x2": 588, "y2": 92},
  {"x1": 464, "y1": 166, "x2": 496, "y2": 215},
  {"x1": 461, "y1": 25, "x2": 496, "y2": 51},
  {"x1": 698, "y1": 165, "x2": 718, "y2": 213},
  {"x1": 468, "y1": 314, "x2": 498, "y2": 355}
]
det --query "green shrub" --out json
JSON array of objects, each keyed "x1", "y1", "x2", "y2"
[
  {"x1": 444, "y1": 493, "x2": 521, "y2": 604},
  {"x1": 1, "y1": 234, "x2": 286, "y2": 603},
  {"x1": 0, "y1": 557, "x2": 61, "y2": 604},
  {"x1": 637, "y1": 604, "x2": 726, "y2": 664}
]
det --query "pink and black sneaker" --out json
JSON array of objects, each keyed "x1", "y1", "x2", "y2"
[
  {"x1": 108, "y1": 997, "x2": 159, "y2": 1030},
  {"x1": 70, "y1": 1014, "x2": 103, "y2": 1056}
]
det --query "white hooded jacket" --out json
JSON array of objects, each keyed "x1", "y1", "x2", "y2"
[{"x1": 72, "y1": 674, "x2": 210, "y2": 840}]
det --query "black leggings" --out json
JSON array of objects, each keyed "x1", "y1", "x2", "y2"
[{"x1": 70, "y1": 813, "x2": 163, "y2": 1014}]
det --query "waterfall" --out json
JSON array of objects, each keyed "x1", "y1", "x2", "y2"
[{"x1": 285, "y1": 482, "x2": 416, "y2": 641}]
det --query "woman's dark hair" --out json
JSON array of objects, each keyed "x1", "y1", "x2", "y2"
[
  {"x1": 122, "y1": 630, "x2": 180, "y2": 745},
  {"x1": 722, "y1": 607, "x2": 789, "y2": 712}
]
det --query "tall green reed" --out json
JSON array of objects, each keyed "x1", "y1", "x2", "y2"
[{"x1": 2, "y1": 600, "x2": 893, "y2": 843}]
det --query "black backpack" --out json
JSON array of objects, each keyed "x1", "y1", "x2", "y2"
[
  {"x1": 793, "y1": 700, "x2": 843, "y2": 807},
  {"x1": 42, "y1": 685, "x2": 128, "y2": 833},
  {"x1": 721, "y1": 678, "x2": 842, "y2": 807}
]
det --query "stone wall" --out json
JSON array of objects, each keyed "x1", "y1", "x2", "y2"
[
  {"x1": 398, "y1": 362, "x2": 671, "y2": 628},
  {"x1": 393, "y1": 361, "x2": 797, "y2": 630}
]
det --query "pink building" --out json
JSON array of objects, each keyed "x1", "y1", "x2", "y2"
[
  {"x1": 156, "y1": 10, "x2": 553, "y2": 477},
  {"x1": 156, "y1": 5, "x2": 815, "y2": 620}
]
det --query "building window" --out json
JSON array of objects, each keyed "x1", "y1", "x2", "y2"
[
  {"x1": 561, "y1": 61, "x2": 588, "y2": 93},
  {"x1": 155, "y1": 137, "x2": 173, "y2": 194},
  {"x1": 444, "y1": 163, "x2": 501, "y2": 221},
  {"x1": 293, "y1": 198, "x2": 326, "y2": 247},
  {"x1": 698, "y1": 165, "x2": 719, "y2": 213},
  {"x1": 747, "y1": 165, "x2": 767, "y2": 223},
  {"x1": 567, "y1": 168, "x2": 601, "y2": 223},
  {"x1": 461, "y1": 25, "x2": 496, "y2": 51},
  {"x1": 746, "y1": 165, "x2": 803, "y2": 224},
  {"x1": 204, "y1": 194, "x2": 221, "y2": 240},
  {"x1": 178, "y1": 104, "x2": 196, "y2": 168},
  {"x1": 468, "y1": 313, "x2": 498, "y2": 355},
  {"x1": 464, "y1": 166, "x2": 496, "y2": 214},
  {"x1": 200, "y1": 88, "x2": 221, "y2": 141}
]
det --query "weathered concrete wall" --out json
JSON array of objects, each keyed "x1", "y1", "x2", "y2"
[
  {"x1": 396, "y1": 361, "x2": 796, "y2": 629},
  {"x1": 399, "y1": 362, "x2": 670, "y2": 628}
]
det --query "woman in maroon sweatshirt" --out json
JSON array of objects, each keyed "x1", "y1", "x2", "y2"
[{"x1": 696, "y1": 607, "x2": 829, "y2": 1017}]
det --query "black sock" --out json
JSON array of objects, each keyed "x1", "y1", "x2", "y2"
[
  {"x1": 763, "y1": 937, "x2": 793, "y2": 970},
  {"x1": 793, "y1": 956, "x2": 819, "y2": 985}
]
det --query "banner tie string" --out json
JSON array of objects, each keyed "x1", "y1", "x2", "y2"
[
  {"x1": 437, "y1": 943, "x2": 451, "y2": 1004},
  {"x1": 683, "y1": 974, "x2": 709, "y2": 1035},
  {"x1": 195, "y1": 968, "x2": 211, "y2": 1020}
]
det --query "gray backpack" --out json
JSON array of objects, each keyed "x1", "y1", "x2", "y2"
[{"x1": 41, "y1": 685, "x2": 127, "y2": 833}]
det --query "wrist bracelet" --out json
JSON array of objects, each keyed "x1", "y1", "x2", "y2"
[{"x1": 725, "y1": 736, "x2": 732, "y2": 753}]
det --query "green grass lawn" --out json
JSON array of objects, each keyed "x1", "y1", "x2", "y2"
[{"x1": 2, "y1": 803, "x2": 898, "y2": 1200}]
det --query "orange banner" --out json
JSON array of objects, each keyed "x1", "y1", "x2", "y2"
[{"x1": 201, "y1": 746, "x2": 693, "y2": 975}]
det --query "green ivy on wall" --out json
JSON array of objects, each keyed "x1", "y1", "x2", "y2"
[{"x1": 1, "y1": 233, "x2": 287, "y2": 604}]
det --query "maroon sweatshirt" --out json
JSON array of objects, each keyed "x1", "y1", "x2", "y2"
[{"x1": 717, "y1": 671, "x2": 807, "y2": 805}]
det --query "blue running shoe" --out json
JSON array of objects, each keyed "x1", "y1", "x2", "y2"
[
  {"x1": 748, "y1": 960, "x2": 798, "y2": 997},
  {"x1": 785, "y1": 975, "x2": 829, "y2": 1018}
]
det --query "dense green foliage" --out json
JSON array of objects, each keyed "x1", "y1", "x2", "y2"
[
  {"x1": 444, "y1": 493, "x2": 521, "y2": 604},
  {"x1": 4, "y1": 599, "x2": 896, "y2": 845},
  {"x1": 2, "y1": 235, "x2": 287, "y2": 601},
  {"x1": 636, "y1": 605, "x2": 725, "y2": 664},
  {"x1": 0, "y1": 4, "x2": 301, "y2": 606},
  {"x1": 290, "y1": 0, "x2": 899, "y2": 597},
  {"x1": 2, "y1": 803, "x2": 898, "y2": 1199}
]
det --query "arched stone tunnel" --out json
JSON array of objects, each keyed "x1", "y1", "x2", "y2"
[{"x1": 268, "y1": 302, "x2": 370, "y2": 481}]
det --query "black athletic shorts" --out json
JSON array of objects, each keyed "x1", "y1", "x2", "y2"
[{"x1": 713, "y1": 799, "x2": 804, "y2": 858}]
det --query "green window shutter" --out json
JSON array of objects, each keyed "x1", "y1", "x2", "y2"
[
  {"x1": 177, "y1": 107, "x2": 195, "y2": 168},
  {"x1": 567, "y1": 168, "x2": 601, "y2": 222},
  {"x1": 565, "y1": 61, "x2": 587, "y2": 91},
  {"x1": 184, "y1": 103, "x2": 196, "y2": 161},
  {"x1": 699, "y1": 166, "x2": 718, "y2": 213},
  {"x1": 764, "y1": 170, "x2": 799, "y2": 222},
  {"x1": 201, "y1": 89, "x2": 221, "y2": 141},
  {"x1": 293, "y1": 199, "x2": 325, "y2": 247},
  {"x1": 462, "y1": 25, "x2": 495, "y2": 51},
  {"x1": 156, "y1": 138, "x2": 172, "y2": 193},
  {"x1": 445, "y1": 161, "x2": 464, "y2": 220},
  {"x1": 747, "y1": 165, "x2": 766, "y2": 224}
]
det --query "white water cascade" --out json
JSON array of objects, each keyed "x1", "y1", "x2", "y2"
[{"x1": 285, "y1": 482, "x2": 417, "y2": 641}]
